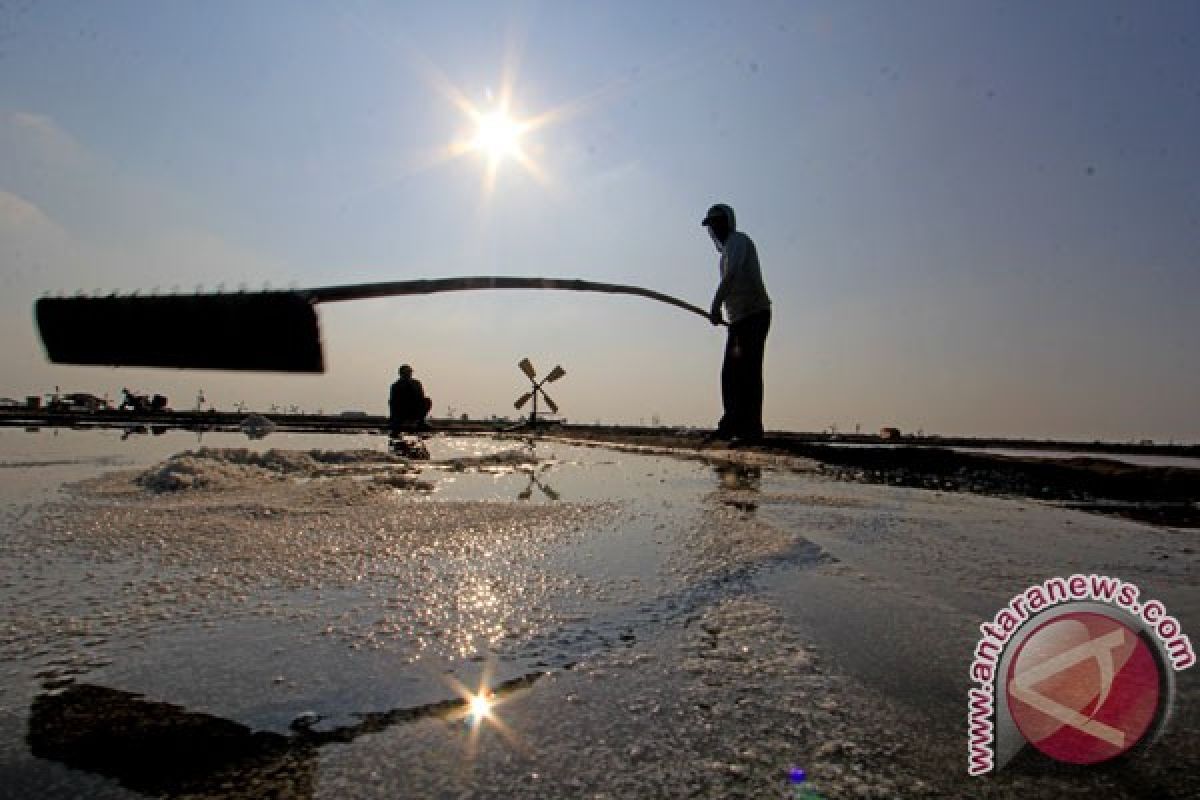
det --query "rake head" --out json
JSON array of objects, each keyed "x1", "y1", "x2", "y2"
[{"x1": 35, "y1": 292, "x2": 325, "y2": 373}]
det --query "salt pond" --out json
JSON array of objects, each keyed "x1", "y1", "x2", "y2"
[
  {"x1": 1, "y1": 428, "x2": 1196, "y2": 798},
  {"x1": 0, "y1": 428, "x2": 819, "y2": 797}
]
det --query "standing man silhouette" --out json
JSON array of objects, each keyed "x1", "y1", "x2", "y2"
[{"x1": 702, "y1": 203, "x2": 771, "y2": 444}]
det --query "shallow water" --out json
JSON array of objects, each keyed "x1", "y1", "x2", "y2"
[{"x1": 0, "y1": 429, "x2": 822, "y2": 797}]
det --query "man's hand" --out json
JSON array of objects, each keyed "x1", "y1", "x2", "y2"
[{"x1": 709, "y1": 307, "x2": 725, "y2": 326}]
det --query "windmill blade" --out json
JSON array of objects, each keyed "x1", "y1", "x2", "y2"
[
  {"x1": 545, "y1": 365, "x2": 565, "y2": 383},
  {"x1": 518, "y1": 358, "x2": 537, "y2": 381},
  {"x1": 514, "y1": 392, "x2": 532, "y2": 410},
  {"x1": 541, "y1": 392, "x2": 558, "y2": 414}
]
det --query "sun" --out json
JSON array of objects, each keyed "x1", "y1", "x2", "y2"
[
  {"x1": 410, "y1": 57, "x2": 561, "y2": 196},
  {"x1": 471, "y1": 110, "x2": 526, "y2": 165},
  {"x1": 376, "y1": 28, "x2": 649, "y2": 204},
  {"x1": 402, "y1": 43, "x2": 613, "y2": 199},
  {"x1": 459, "y1": 100, "x2": 544, "y2": 196}
]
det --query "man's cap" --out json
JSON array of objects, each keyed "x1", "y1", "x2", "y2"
[
  {"x1": 398, "y1": 364, "x2": 413, "y2": 374},
  {"x1": 701, "y1": 203, "x2": 735, "y2": 229}
]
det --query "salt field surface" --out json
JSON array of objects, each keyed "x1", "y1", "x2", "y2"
[
  {"x1": 0, "y1": 429, "x2": 1197, "y2": 798},
  {"x1": 0, "y1": 429, "x2": 813, "y2": 797}
]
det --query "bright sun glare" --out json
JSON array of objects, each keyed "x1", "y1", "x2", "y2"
[
  {"x1": 416, "y1": 60, "x2": 568, "y2": 197},
  {"x1": 445, "y1": 665, "x2": 524, "y2": 757},
  {"x1": 468, "y1": 691, "x2": 494, "y2": 722},
  {"x1": 471, "y1": 110, "x2": 525, "y2": 163},
  {"x1": 407, "y1": 36, "x2": 626, "y2": 200}
]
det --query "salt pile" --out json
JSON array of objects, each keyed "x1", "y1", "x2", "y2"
[{"x1": 136, "y1": 448, "x2": 416, "y2": 492}]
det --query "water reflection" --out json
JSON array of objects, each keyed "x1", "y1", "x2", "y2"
[
  {"x1": 713, "y1": 463, "x2": 762, "y2": 513},
  {"x1": 120, "y1": 425, "x2": 171, "y2": 440},
  {"x1": 28, "y1": 673, "x2": 544, "y2": 798},
  {"x1": 517, "y1": 466, "x2": 559, "y2": 501},
  {"x1": 235, "y1": 413, "x2": 276, "y2": 440},
  {"x1": 29, "y1": 684, "x2": 316, "y2": 798},
  {"x1": 388, "y1": 434, "x2": 432, "y2": 460}
]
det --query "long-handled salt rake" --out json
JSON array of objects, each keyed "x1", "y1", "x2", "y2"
[{"x1": 34, "y1": 276, "x2": 716, "y2": 373}]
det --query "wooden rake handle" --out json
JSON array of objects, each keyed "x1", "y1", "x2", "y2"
[{"x1": 36, "y1": 276, "x2": 716, "y2": 373}]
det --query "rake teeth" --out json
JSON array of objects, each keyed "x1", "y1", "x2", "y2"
[{"x1": 35, "y1": 292, "x2": 325, "y2": 373}]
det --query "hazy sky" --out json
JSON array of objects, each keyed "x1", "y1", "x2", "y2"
[{"x1": 2, "y1": 1, "x2": 1197, "y2": 440}]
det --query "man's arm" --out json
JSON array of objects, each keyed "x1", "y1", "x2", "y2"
[{"x1": 709, "y1": 234, "x2": 746, "y2": 324}]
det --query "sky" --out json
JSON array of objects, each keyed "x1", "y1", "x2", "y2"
[{"x1": 1, "y1": 0, "x2": 1197, "y2": 441}]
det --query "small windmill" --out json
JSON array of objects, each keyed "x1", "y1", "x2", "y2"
[{"x1": 513, "y1": 358, "x2": 565, "y2": 428}]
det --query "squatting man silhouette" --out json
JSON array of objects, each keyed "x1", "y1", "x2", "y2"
[
  {"x1": 388, "y1": 364, "x2": 432, "y2": 434},
  {"x1": 702, "y1": 203, "x2": 771, "y2": 445}
]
